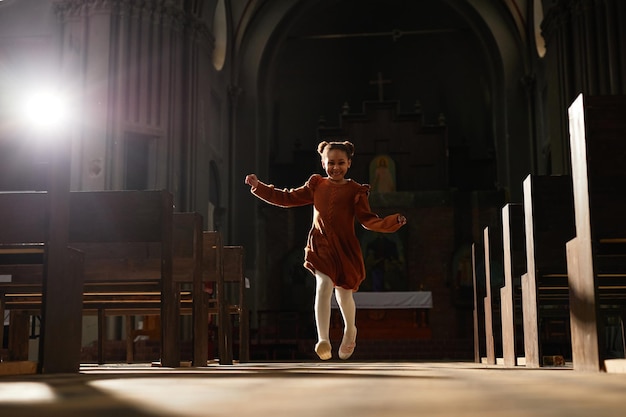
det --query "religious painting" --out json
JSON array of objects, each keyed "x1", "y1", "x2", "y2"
[
  {"x1": 358, "y1": 227, "x2": 407, "y2": 292},
  {"x1": 451, "y1": 244, "x2": 474, "y2": 288},
  {"x1": 369, "y1": 154, "x2": 396, "y2": 193}
]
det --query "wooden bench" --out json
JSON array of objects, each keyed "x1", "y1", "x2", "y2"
[
  {"x1": 482, "y1": 219, "x2": 504, "y2": 365},
  {"x1": 0, "y1": 191, "x2": 84, "y2": 372},
  {"x1": 174, "y1": 212, "x2": 209, "y2": 367},
  {"x1": 109, "y1": 212, "x2": 207, "y2": 366},
  {"x1": 222, "y1": 245, "x2": 249, "y2": 363},
  {"x1": 202, "y1": 231, "x2": 249, "y2": 364},
  {"x1": 481, "y1": 188, "x2": 581, "y2": 368},
  {"x1": 566, "y1": 93, "x2": 626, "y2": 371},
  {"x1": 521, "y1": 171, "x2": 626, "y2": 369},
  {"x1": 0, "y1": 190, "x2": 187, "y2": 368},
  {"x1": 471, "y1": 243, "x2": 486, "y2": 363},
  {"x1": 521, "y1": 174, "x2": 576, "y2": 367},
  {"x1": 500, "y1": 203, "x2": 526, "y2": 366}
]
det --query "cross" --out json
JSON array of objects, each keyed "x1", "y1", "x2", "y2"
[{"x1": 369, "y1": 72, "x2": 391, "y2": 101}]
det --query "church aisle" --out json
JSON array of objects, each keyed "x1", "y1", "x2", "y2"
[{"x1": 1, "y1": 361, "x2": 625, "y2": 416}]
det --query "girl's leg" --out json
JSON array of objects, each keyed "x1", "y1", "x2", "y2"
[
  {"x1": 314, "y1": 271, "x2": 334, "y2": 360},
  {"x1": 334, "y1": 286, "x2": 357, "y2": 359}
]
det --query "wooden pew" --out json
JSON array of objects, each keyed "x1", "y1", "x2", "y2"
[
  {"x1": 202, "y1": 231, "x2": 227, "y2": 363},
  {"x1": 114, "y1": 212, "x2": 207, "y2": 366},
  {"x1": 500, "y1": 203, "x2": 526, "y2": 366},
  {"x1": 566, "y1": 93, "x2": 626, "y2": 371},
  {"x1": 482, "y1": 220, "x2": 504, "y2": 365},
  {"x1": 471, "y1": 243, "x2": 486, "y2": 363},
  {"x1": 521, "y1": 174, "x2": 575, "y2": 368},
  {"x1": 0, "y1": 190, "x2": 183, "y2": 368},
  {"x1": 175, "y1": 213, "x2": 209, "y2": 367},
  {"x1": 202, "y1": 231, "x2": 249, "y2": 364},
  {"x1": 0, "y1": 191, "x2": 84, "y2": 372},
  {"x1": 223, "y1": 245, "x2": 249, "y2": 363},
  {"x1": 522, "y1": 171, "x2": 626, "y2": 369},
  {"x1": 70, "y1": 190, "x2": 180, "y2": 367}
]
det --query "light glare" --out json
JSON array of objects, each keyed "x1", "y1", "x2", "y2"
[
  {"x1": 0, "y1": 382, "x2": 57, "y2": 403},
  {"x1": 20, "y1": 90, "x2": 69, "y2": 132}
]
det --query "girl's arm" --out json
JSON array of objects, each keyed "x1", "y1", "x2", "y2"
[
  {"x1": 245, "y1": 174, "x2": 315, "y2": 208},
  {"x1": 245, "y1": 174, "x2": 259, "y2": 188},
  {"x1": 355, "y1": 187, "x2": 406, "y2": 232}
]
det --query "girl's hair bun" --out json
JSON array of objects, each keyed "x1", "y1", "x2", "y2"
[{"x1": 317, "y1": 140, "x2": 355, "y2": 158}]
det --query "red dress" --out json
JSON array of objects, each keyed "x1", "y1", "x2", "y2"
[{"x1": 251, "y1": 174, "x2": 403, "y2": 290}]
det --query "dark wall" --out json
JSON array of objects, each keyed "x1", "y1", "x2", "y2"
[{"x1": 266, "y1": 0, "x2": 495, "y2": 191}]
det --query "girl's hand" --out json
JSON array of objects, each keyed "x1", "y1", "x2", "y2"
[
  {"x1": 398, "y1": 215, "x2": 407, "y2": 225},
  {"x1": 245, "y1": 174, "x2": 259, "y2": 188}
]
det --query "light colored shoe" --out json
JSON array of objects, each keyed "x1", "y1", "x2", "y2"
[
  {"x1": 339, "y1": 327, "x2": 357, "y2": 360},
  {"x1": 315, "y1": 340, "x2": 332, "y2": 360}
]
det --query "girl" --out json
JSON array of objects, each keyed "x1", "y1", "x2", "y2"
[{"x1": 245, "y1": 141, "x2": 406, "y2": 360}]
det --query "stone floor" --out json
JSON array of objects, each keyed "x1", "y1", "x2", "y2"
[{"x1": 1, "y1": 361, "x2": 626, "y2": 416}]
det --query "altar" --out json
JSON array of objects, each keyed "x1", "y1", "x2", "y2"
[{"x1": 330, "y1": 291, "x2": 433, "y2": 339}]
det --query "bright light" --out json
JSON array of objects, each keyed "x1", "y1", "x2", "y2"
[
  {"x1": 0, "y1": 382, "x2": 57, "y2": 403},
  {"x1": 19, "y1": 89, "x2": 70, "y2": 133}
]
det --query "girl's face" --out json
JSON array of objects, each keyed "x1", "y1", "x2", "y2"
[{"x1": 322, "y1": 148, "x2": 351, "y2": 182}]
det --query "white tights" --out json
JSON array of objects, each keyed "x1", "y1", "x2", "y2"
[{"x1": 314, "y1": 271, "x2": 356, "y2": 345}]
